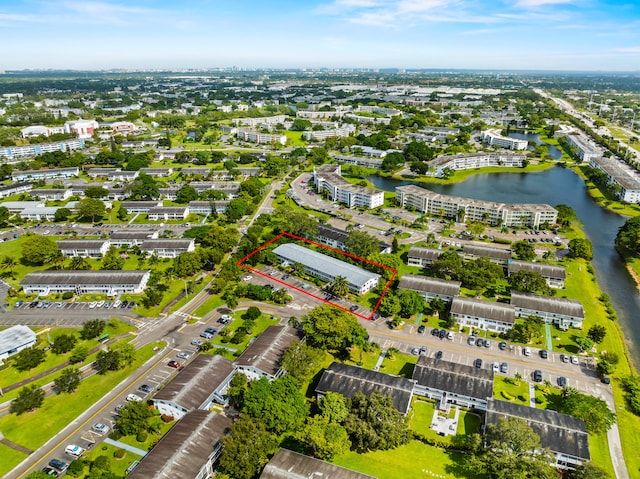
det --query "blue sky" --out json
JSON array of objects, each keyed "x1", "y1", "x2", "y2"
[{"x1": 1, "y1": 0, "x2": 639, "y2": 71}]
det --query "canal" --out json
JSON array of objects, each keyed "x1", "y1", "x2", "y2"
[{"x1": 368, "y1": 167, "x2": 640, "y2": 368}]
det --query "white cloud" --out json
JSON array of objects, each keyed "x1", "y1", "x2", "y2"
[
  {"x1": 513, "y1": 0, "x2": 573, "y2": 7},
  {"x1": 614, "y1": 46, "x2": 640, "y2": 53}
]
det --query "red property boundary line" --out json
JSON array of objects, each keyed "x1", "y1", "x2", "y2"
[{"x1": 236, "y1": 231, "x2": 397, "y2": 320}]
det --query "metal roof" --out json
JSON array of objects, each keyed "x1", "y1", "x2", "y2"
[
  {"x1": 510, "y1": 291, "x2": 584, "y2": 318},
  {"x1": 260, "y1": 448, "x2": 377, "y2": 479},
  {"x1": 154, "y1": 355, "x2": 234, "y2": 410},
  {"x1": 451, "y1": 296, "x2": 515, "y2": 324},
  {"x1": 315, "y1": 362, "x2": 415, "y2": 414},
  {"x1": 272, "y1": 243, "x2": 380, "y2": 290},
  {"x1": 408, "y1": 246, "x2": 444, "y2": 261},
  {"x1": 508, "y1": 260, "x2": 566, "y2": 280},
  {"x1": 235, "y1": 325, "x2": 301, "y2": 376},
  {"x1": 463, "y1": 244, "x2": 512, "y2": 261},
  {"x1": 57, "y1": 239, "x2": 109, "y2": 249},
  {"x1": 128, "y1": 411, "x2": 231, "y2": 479},
  {"x1": 398, "y1": 274, "x2": 461, "y2": 297},
  {"x1": 21, "y1": 270, "x2": 149, "y2": 286},
  {"x1": 486, "y1": 399, "x2": 590, "y2": 460},
  {"x1": 413, "y1": 356, "x2": 493, "y2": 400},
  {"x1": 0, "y1": 325, "x2": 36, "y2": 355}
]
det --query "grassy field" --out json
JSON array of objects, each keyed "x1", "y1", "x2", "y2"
[
  {"x1": 193, "y1": 293, "x2": 226, "y2": 318},
  {"x1": 408, "y1": 399, "x2": 482, "y2": 443},
  {"x1": 333, "y1": 440, "x2": 472, "y2": 479},
  {"x1": 378, "y1": 351, "x2": 418, "y2": 378},
  {"x1": 81, "y1": 442, "x2": 144, "y2": 478},
  {"x1": 117, "y1": 418, "x2": 176, "y2": 452},
  {"x1": 0, "y1": 443, "x2": 27, "y2": 478},
  {"x1": 493, "y1": 376, "x2": 529, "y2": 406},
  {"x1": 0, "y1": 341, "x2": 163, "y2": 478},
  {"x1": 211, "y1": 314, "x2": 279, "y2": 351}
]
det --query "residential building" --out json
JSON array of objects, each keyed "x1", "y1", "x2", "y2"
[
  {"x1": 396, "y1": 185, "x2": 558, "y2": 229},
  {"x1": 20, "y1": 125, "x2": 65, "y2": 138},
  {"x1": 0, "y1": 325, "x2": 37, "y2": 364},
  {"x1": 109, "y1": 230, "x2": 159, "y2": 247},
  {"x1": 64, "y1": 119, "x2": 99, "y2": 139},
  {"x1": 21, "y1": 270, "x2": 150, "y2": 295},
  {"x1": 316, "y1": 362, "x2": 414, "y2": 415},
  {"x1": 234, "y1": 325, "x2": 301, "y2": 380},
  {"x1": 462, "y1": 245, "x2": 512, "y2": 266},
  {"x1": 485, "y1": 399, "x2": 590, "y2": 470},
  {"x1": 140, "y1": 167, "x2": 173, "y2": 177},
  {"x1": 272, "y1": 243, "x2": 381, "y2": 294},
  {"x1": 19, "y1": 206, "x2": 63, "y2": 221},
  {"x1": 11, "y1": 167, "x2": 79, "y2": 181},
  {"x1": 333, "y1": 154, "x2": 384, "y2": 169},
  {"x1": 147, "y1": 206, "x2": 189, "y2": 221},
  {"x1": 510, "y1": 290, "x2": 584, "y2": 329},
  {"x1": 121, "y1": 201, "x2": 163, "y2": 214},
  {"x1": 315, "y1": 224, "x2": 391, "y2": 254},
  {"x1": 0, "y1": 182, "x2": 32, "y2": 199},
  {"x1": 57, "y1": 239, "x2": 111, "y2": 258},
  {"x1": 303, "y1": 125, "x2": 356, "y2": 141},
  {"x1": 232, "y1": 115, "x2": 288, "y2": 128},
  {"x1": 30, "y1": 189, "x2": 72, "y2": 201},
  {"x1": 313, "y1": 164, "x2": 384, "y2": 209},
  {"x1": 296, "y1": 110, "x2": 341, "y2": 120},
  {"x1": 152, "y1": 355, "x2": 235, "y2": 419},
  {"x1": 507, "y1": 260, "x2": 566, "y2": 288},
  {"x1": 480, "y1": 129, "x2": 528, "y2": 150},
  {"x1": 428, "y1": 153, "x2": 526, "y2": 177},
  {"x1": 260, "y1": 449, "x2": 377, "y2": 479},
  {"x1": 0, "y1": 139, "x2": 85, "y2": 161},
  {"x1": 188, "y1": 201, "x2": 229, "y2": 214},
  {"x1": 344, "y1": 113, "x2": 391, "y2": 125},
  {"x1": 236, "y1": 129, "x2": 287, "y2": 145},
  {"x1": 108, "y1": 170, "x2": 139, "y2": 182},
  {"x1": 565, "y1": 133, "x2": 600, "y2": 162},
  {"x1": 407, "y1": 246, "x2": 443, "y2": 267},
  {"x1": 397, "y1": 274, "x2": 461, "y2": 303},
  {"x1": 87, "y1": 167, "x2": 120, "y2": 178},
  {"x1": 140, "y1": 239, "x2": 195, "y2": 258},
  {"x1": 589, "y1": 156, "x2": 640, "y2": 203},
  {"x1": 128, "y1": 411, "x2": 231, "y2": 479},
  {"x1": 450, "y1": 296, "x2": 515, "y2": 333},
  {"x1": 412, "y1": 356, "x2": 493, "y2": 410},
  {"x1": 0, "y1": 201, "x2": 44, "y2": 213}
]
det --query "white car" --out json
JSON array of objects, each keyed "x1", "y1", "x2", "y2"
[
  {"x1": 64, "y1": 445, "x2": 86, "y2": 457},
  {"x1": 126, "y1": 393, "x2": 142, "y2": 402},
  {"x1": 242, "y1": 275, "x2": 253, "y2": 281},
  {"x1": 523, "y1": 347, "x2": 531, "y2": 356},
  {"x1": 113, "y1": 299, "x2": 122, "y2": 308},
  {"x1": 570, "y1": 356, "x2": 579, "y2": 365},
  {"x1": 88, "y1": 301, "x2": 97, "y2": 309},
  {"x1": 96, "y1": 300, "x2": 105, "y2": 308},
  {"x1": 492, "y1": 362, "x2": 500, "y2": 373},
  {"x1": 447, "y1": 331, "x2": 454, "y2": 340}
]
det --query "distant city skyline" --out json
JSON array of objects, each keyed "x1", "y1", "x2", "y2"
[{"x1": 1, "y1": 0, "x2": 639, "y2": 72}]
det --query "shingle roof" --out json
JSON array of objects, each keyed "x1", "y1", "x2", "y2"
[
  {"x1": 235, "y1": 325, "x2": 301, "y2": 376},
  {"x1": 57, "y1": 239, "x2": 109, "y2": 250},
  {"x1": 128, "y1": 411, "x2": 231, "y2": 479},
  {"x1": 407, "y1": 246, "x2": 443, "y2": 262},
  {"x1": 154, "y1": 355, "x2": 234, "y2": 410},
  {"x1": 260, "y1": 449, "x2": 377, "y2": 479},
  {"x1": 486, "y1": 399, "x2": 590, "y2": 460},
  {"x1": 315, "y1": 362, "x2": 415, "y2": 414},
  {"x1": 450, "y1": 296, "x2": 515, "y2": 324},
  {"x1": 398, "y1": 274, "x2": 461, "y2": 297},
  {"x1": 140, "y1": 239, "x2": 194, "y2": 250},
  {"x1": 463, "y1": 244, "x2": 512, "y2": 261},
  {"x1": 412, "y1": 356, "x2": 493, "y2": 400},
  {"x1": 510, "y1": 291, "x2": 584, "y2": 318},
  {"x1": 21, "y1": 270, "x2": 149, "y2": 286}
]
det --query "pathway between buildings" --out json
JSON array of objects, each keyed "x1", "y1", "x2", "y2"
[{"x1": 104, "y1": 438, "x2": 148, "y2": 457}]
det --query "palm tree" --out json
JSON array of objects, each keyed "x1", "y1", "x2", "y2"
[
  {"x1": 457, "y1": 208, "x2": 466, "y2": 223},
  {"x1": 328, "y1": 275, "x2": 350, "y2": 298},
  {"x1": 148, "y1": 253, "x2": 160, "y2": 269},
  {"x1": 1, "y1": 255, "x2": 17, "y2": 279},
  {"x1": 69, "y1": 256, "x2": 91, "y2": 270}
]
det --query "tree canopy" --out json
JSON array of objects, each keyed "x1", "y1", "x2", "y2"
[
  {"x1": 301, "y1": 304, "x2": 369, "y2": 353},
  {"x1": 21, "y1": 235, "x2": 59, "y2": 265}
]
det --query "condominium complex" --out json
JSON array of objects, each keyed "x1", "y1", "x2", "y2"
[
  {"x1": 302, "y1": 124, "x2": 355, "y2": 141},
  {"x1": 589, "y1": 156, "x2": 640, "y2": 203},
  {"x1": 396, "y1": 185, "x2": 557, "y2": 228},
  {"x1": 236, "y1": 129, "x2": 287, "y2": 145},
  {"x1": 565, "y1": 133, "x2": 601, "y2": 162},
  {"x1": 428, "y1": 153, "x2": 526, "y2": 177},
  {"x1": 480, "y1": 129, "x2": 528, "y2": 150},
  {"x1": 313, "y1": 164, "x2": 384, "y2": 209},
  {"x1": 232, "y1": 115, "x2": 288, "y2": 127},
  {"x1": 0, "y1": 139, "x2": 85, "y2": 161}
]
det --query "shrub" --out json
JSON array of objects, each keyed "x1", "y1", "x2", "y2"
[
  {"x1": 136, "y1": 431, "x2": 148, "y2": 443},
  {"x1": 517, "y1": 395, "x2": 526, "y2": 402},
  {"x1": 66, "y1": 459, "x2": 85, "y2": 477},
  {"x1": 114, "y1": 448, "x2": 126, "y2": 459},
  {"x1": 62, "y1": 292, "x2": 74, "y2": 299},
  {"x1": 161, "y1": 414, "x2": 175, "y2": 423},
  {"x1": 501, "y1": 391, "x2": 514, "y2": 400}
]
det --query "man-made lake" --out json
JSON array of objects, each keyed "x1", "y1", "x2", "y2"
[
  {"x1": 369, "y1": 168, "x2": 639, "y2": 367},
  {"x1": 507, "y1": 131, "x2": 563, "y2": 159},
  {"x1": 507, "y1": 131, "x2": 562, "y2": 160}
]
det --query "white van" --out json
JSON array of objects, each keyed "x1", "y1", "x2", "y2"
[{"x1": 65, "y1": 445, "x2": 86, "y2": 457}]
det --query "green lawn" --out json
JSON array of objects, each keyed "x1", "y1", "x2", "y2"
[
  {"x1": 493, "y1": 376, "x2": 529, "y2": 406},
  {"x1": 379, "y1": 351, "x2": 417, "y2": 378},
  {"x1": 117, "y1": 418, "x2": 176, "y2": 452},
  {"x1": 345, "y1": 345, "x2": 380, "y2": 370},
  {"x1": 333, "y1": 440, "x2": 472, "y2": 479},
  {"x1": 0, "y1": 443, "x2": 27, "y2": 478},
  {"x1": 589, "y1": 432, "x2": 616, "y2": 478},
  {"x1": 212, "y1": 314, "x2": 279, "y2": 351},
  {"x1": 408, "y1": 399, "x2": 482, "y2": 443},
  {"x1": 0, "y1": 342, "x2": 163, "y2": 457},
  {"x1": 81, "y1": 442, "x2": 144, "y2": 478},
  {"x1": 283, "y1": 130, "x2": 307, "y2": 146},
  {"x1": 193, "y1": 293, "x2": 226, "y2": 318}
]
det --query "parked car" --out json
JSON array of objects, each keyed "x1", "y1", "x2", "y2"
[
  {"x1": 417, "y1": 325, "x2": 426, "y2": 334},
  {"x1": 476, "y1": 337, "x2": 484, "y2": 347},
  {"x1": 167, "y1": 360, "x2": 181, "y2": 368},
  {"x1": 533, "y1": 370, "x2": 543, "y2": 382},
  {"x1": 492, "y1": 362, "x2": 500, "y2": 373},
  {"x1": 557, "y1": 376, "x2": 567, "y2": 387},
  {"x1": 484, "y1": 339, "x2": 491, "y2": 348},
  {"x1": 474, "y1": 358, "x2": 483, "y2": 368},
  {"x1": 447, "y1": 331, "x2": 454, "y2": 340},
  {"x1": 435, "y1": 350, "x2": 443, "y2": 359},
  {"x1": 48, "y1": 459, "x2": 68, "y2": 472},
  {"x1": 126, "y1": 393, "x2": 142, "y2": 402},
  {"x1": 42, "y1": 467, "x2": 59, "y2": 476},
  {"x1": 467, "y1": 336, "x2": 477, "y2": 345},
  {"x1": 64, "y1": 445, "x2": 86, "y2": 457},
  {"x1": 190, "y1": 339, "x2": 203, "y2": 347},
  {"x1": 560, "y1": 354, "x2": 569, "y2": 363},
  {"x1": 500, "y1": 362, "x2": 508, "y2": 373},
  {"x1": 432, "y1": 328, "x2": 441, "y2": 337},
  {"x1": 138, "y1": 384, "x2": 154, "y2": 393},
  {"x1": 523, "y1": 347, "x2": 531, "y2": 356},
  {"x1": 349, "y1": 305, "x2": 359, "y2": 311},
  {"x1": 177, "y1": 351, "x2": 191, "y2": 360},
  {"x1": 91, "y1": 423, "x2": 110, "y2": 434},
  {"x1": 540, "y1": 349, "x2": 548, "y2": 359},
  {"x1": 200, "y1": 331, "x2": 214, "y2": 339},
  {"x1": 498, "y1": 341, "x2": 507, "y2": 350},
  {"x1": 439, "y1": 329, "x2": 447, "y2": 339},
  {"x1": 419, "y1": 346, "x2": 427, "y2": 356},
  {"x1": 411, "y1": 347, "x2": 420, "y2": 356},
  {"x1": 570, "y1": 355, "x2": 579, "y2": 365}
]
